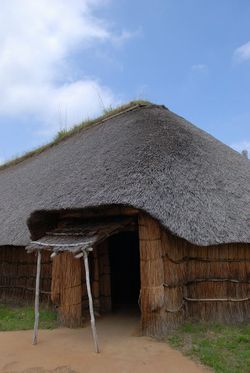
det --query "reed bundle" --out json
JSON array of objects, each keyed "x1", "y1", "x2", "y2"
[
  {"x1": 52, "y1": 252, "x2": 82, "y2": 327},
  {"x1": 139, "y1": 214, "x2": 165, "y2": 336}
]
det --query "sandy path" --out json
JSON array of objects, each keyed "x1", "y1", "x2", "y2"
[{"x1": 0, "y1": 314, "x2": 210, "y2": 373}]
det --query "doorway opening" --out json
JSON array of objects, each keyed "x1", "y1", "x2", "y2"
[{"x1": 108, "y1": 231, "x2": 140, "y2": 313}]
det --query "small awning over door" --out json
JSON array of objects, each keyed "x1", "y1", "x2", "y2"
[
  {"x1": 26, "y1": 217, "x2": 135, "y2": 254},
  {"x1": 26, "y1": 217, "x2": 136, "y2": 352}
]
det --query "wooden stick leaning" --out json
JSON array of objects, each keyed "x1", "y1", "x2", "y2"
[
  {"x1": 83, "y1": 249, "x2": 100, "y2": 353},
  {"x1": 33, "y1": 250, "x2": 42, "y2": 345}
]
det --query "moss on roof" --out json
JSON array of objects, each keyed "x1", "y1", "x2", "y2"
[{"x1": 0, "y1": 100, "x2": 151, "y2": 172}]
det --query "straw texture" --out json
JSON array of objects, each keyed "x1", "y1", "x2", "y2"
[{"x1": 0, "y1": 104, "x2": 249, "y2": 247}]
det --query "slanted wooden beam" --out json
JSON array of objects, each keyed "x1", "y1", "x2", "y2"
[
  {"x1": 33, "y1": 250, "x2": 42, "y2": 345},
  {"x1": 83, "y1": 249, "x2": 100, "y2": 353}
]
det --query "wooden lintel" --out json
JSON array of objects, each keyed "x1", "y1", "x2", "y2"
[{"x1": 60, "y1": 207, "x2": 139, "y2": 220}]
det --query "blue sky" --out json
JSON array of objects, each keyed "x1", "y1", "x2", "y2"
[{"x1": 0, "y1": 0, "x2": 250, "y2": 163}]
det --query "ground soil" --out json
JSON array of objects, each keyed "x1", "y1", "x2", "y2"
[{"x1": 0, "y1": 313, "x2": 210, "y2": 373}]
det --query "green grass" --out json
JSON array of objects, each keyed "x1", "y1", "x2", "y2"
[
  {"x1": 167, "y1": 322, "x2": 250, "y2": 373},
  {"x1": 0, "y1": 100, "x2": 151, "y2": 172},
  {"x1": 0, "y1": 304, "x2": 58, "y2": 331}
]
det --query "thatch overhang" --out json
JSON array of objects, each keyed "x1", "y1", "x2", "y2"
[
  {"x1": 0, "y1": 103, "x2": 249, "y2": 246},
  {"x1": 26, "y1": 217, "x2": 135, "y2": 253}
]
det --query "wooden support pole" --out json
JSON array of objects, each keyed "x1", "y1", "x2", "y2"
[
  {"x1": 83, "y1": 250, "x2": 100, "y2": 353},
  {"x1": 33, "y1": 250, "x2": 42, "y2": 345}
]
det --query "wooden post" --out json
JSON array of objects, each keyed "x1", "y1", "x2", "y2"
[
  {"x1": 33, "y1": 250, "x2": 42, "y2": 345},
  {"x1": 83, "y1": 250, "x2": 100, "y2": 353}
]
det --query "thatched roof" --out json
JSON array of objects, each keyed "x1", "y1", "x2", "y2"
[{"x1": 0, "y1": 103, "x2": 249, "y2": 246}]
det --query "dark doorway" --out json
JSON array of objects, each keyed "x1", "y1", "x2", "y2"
[{"x1": 108, "y1": 231, "x2": 140, "y2": 312}]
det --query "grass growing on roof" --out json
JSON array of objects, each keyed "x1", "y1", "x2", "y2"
[
  {"x1": 0, "y1": 100, "x2": 151, "y2": 172},
  {"x1": 0, "y1": 304, "x2": 58, "y2": 331},
  {"x1": 167, "y1": 322, "x2": 250, "y2": 373}
]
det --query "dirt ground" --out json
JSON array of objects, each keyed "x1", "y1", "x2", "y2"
[{"x1": 0, "y1": 314, "x2": 210, "y2": 373}]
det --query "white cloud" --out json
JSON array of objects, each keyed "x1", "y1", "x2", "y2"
[
  {"x1": 191, "y1": 64, "x2": 208, "y2": 72},
  {"x1": 231, "y1": 140, "x2": 250, "y2": 155},
  {"x1": 0, "y1": 0, "x2": 131, "y2": 135},
  {"x1": 234, "y1": 41, "x2": 250, "y2": 62}
]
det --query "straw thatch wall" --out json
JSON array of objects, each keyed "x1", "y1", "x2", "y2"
[
  {"x1": 51, "y1": 252, "x2": 82, "y2": 327},
  {"x1": 139, "y1": 214, "x2": 165, "y2": 336},
  {"x1": 0, "y1": 246, "x2": 51, "y2": 304},
  {"x1": 49, "y1": 241, "x2": 111, "y2": 327},
  {"x1": 139, "y1": 213, "x2": 250, "y2": 337},
  {"x1": 1, "y1": 211, "x2": 249, "y2": 334}
]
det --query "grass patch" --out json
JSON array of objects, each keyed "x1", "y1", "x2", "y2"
[
  {"x1": 0, "y1": 304, "x2": 58, "y2": 331},
  {"x1": 167, "y1": 322, "x2": 250, "y2": 373}
]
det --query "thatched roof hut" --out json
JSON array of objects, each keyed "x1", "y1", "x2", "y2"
[{"x1": 0, "y1": 102, "x2": 249, "y2": 339}]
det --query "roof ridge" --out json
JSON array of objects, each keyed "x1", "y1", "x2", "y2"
[
  {"x1": 0, "y1": 100, "x2": 156, "y2": 172},
  {"x1": 82, "y1": 102, "x2": 149, "y2": 130}
]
